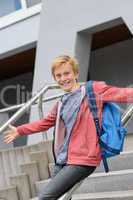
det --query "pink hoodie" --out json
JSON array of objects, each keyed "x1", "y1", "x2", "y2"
[{"x1": 17, "y1": 81, "x2": 133, "y2": 166}]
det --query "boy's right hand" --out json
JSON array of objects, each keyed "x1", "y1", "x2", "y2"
[{"x1": 4, "y1": 125, "x2": 20, "y2": 144}]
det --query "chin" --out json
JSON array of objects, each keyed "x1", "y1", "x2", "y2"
[{"x1": 62, "y1": 87, "x2": 72, "y2": 92}]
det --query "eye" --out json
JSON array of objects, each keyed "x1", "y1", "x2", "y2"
[
  {"x1": 55, "y1": 74, "x2": 61, "y2": 79},
  {"x1": 64, "y1": 72, "x2": 70, "y2": 76}
]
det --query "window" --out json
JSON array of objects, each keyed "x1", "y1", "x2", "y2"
[
  {"x1": 0, "y1": 0, "x2": 22, "y2": 17},
  {"x1": 26, "y1": 0, "x2": 41, "y2": 8}
]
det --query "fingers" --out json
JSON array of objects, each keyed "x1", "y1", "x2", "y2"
[
  {"x1": 3, "y1": 124, "x2": 17, "y2": 144},
  {"x1": 4, "y1": 134, "x2": 14, "y2": 144},
  {"x1": 3, "y1": 131, "x2": 13, "y2": 137}
]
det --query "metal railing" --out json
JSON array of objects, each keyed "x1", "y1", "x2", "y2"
[
  {"x1": 0, "y1": 82, "x2": 85, "y2": 134},
  {"x1": 0, "y1": 82, "x2": 132, "y2": 134},
  {"x1": 0, "y1": 83, "x2": 60, "y2": 133},
  {"x1": 0, "y1": 82, "x2": 133, "y2": 200},
  {"x1": 122, "y1": 103, "x2": 133, "y2": 127}
]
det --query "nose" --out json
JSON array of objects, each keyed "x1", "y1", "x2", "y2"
[{"x1": 60, "y1": 75, "x2": 67, "y2": 82}]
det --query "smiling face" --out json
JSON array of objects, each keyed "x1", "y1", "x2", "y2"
[{"x1": 54, "y1": 63, "x2": 79, "y2": 92}]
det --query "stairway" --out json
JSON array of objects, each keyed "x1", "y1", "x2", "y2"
[
  {"x1": 0, "y1": 140, "x2": 53, "y2": 200},
  {"x1": 0, "y1": 133, "x2": 133, "y2": 200}
]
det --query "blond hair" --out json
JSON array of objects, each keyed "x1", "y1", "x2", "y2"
[{"x1": 51, "y1": 55, "x2": 79, "y2": 77}]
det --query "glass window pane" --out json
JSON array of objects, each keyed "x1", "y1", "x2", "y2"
[
  {"x1": 0, "y1": 0, "x2": 22, "y2": 17},
  {"x1": 26, "y1": 0, "x2": 41, "y2": 8}
]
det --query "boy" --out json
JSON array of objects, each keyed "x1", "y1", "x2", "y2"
[{"x1": 4, "y1": 55, "x2": 133, "y2": 199}]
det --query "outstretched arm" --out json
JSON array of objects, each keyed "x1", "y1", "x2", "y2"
[
  {"x1": 4, "y1": 102, "x2": 58, "y2": 143},
  {"x1": 93, "y1": 81, "x2": 133, "y2": 103}
]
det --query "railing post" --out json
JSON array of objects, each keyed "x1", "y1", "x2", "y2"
[
  {"x1": 122, "y1": 104, "x2": 133, "y2": 127},
  {"x1": 59, "y1": 181, "x2": 83, "y2": 200},
  {"x1": 0, "y1": 83, "x2": 61, "y2": 134},
  {"x1": 38, "y1": 94, "x2": 48, "y2": 140},
  {"x1": 0, "y1": 85, "x2": 49, "y2": 133}
]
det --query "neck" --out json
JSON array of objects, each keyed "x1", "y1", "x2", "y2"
[{"x1": 71, "y1": 82, "x2": 80, "y2": 92}]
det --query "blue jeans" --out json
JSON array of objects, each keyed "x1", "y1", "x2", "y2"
[{"x1": 39, "y1": 164, "x2": 96, "y2": 200}]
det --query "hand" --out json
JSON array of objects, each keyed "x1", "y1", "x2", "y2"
[{"x1": 4, "y1": 125, "x2": 20, "y2": 144}]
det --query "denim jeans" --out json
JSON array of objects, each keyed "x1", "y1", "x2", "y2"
[{"x1": 39, "y1": 164, "x2": 96, "y2": 200}]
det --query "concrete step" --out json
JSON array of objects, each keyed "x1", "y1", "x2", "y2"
[
  {"x1": 0, "y1": 186, "x2": 18, "y2": 200},
  {"x1": 97, "y1": 150, "x2": 133, "y2": 172},
  {"x1": 29, "y1": 190, "x2": 133, "y2": 200},
  {"x1": 0, "y1": 146, "x2": 30, "y2": 188},
  {"x1": 30, "y1": 151, "x2": 50, "y2": 180},
  {"x1": 72, "y1": 190, "x2": 133, "y2": 200},
  {"x1": 20, "y1": 161, "x2": 40, "y2": 197},
  {"x1": 9, "y1": 173, "x2": 31, "y2": 200},
  {"x1": 35, "y1": 169, "x2": 133, "y2": 195},
  {"x1": 48, "y1": 163, "x2": 55, "y2": 177},
  {"x1": 37, "y1": 140, "x2": 54, "y2": 163},
  {"x1": 0, "y1": 140, "x2": 52, "y2": 188},
  {"x1": 0, "y1": 152, "x2": 7, "y2": 188},
  {"x1": 76, "y1": 169, "x2": 133, "y2": 194},
  {"x1": 35, "y1": 178, "x2": 51, "y2": 194}
]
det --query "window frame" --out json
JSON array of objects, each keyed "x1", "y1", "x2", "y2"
[{"x1": 0, "y1": 2, "x2": 41, "y2": 30}]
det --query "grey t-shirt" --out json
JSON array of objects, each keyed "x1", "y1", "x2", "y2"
[{"x1": 56, "y1": 87, "x2": 82, "y2": 164}]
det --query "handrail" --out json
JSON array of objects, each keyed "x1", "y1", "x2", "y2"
[
  {"x1": 59, "y1": 180, "x2": 83, "y2": 200},
  {"x1": 0, "y1": 93, "x2": 64, "y2": 113},
  {"x1": 0, "y1": 81, "x2": 133, "y2": 133},
  {"x1": 0, "y1": 83, "x2": 60, "y2": 133},
  {"x1": 122, "y1": 104, "x2": 133, "y2": 127},
  {"x1": 0, "y1": 82, "x2": 86, "y2": 114},
  {"x1": 0, "y1": 82, "x2": 85, "y2": 134}
]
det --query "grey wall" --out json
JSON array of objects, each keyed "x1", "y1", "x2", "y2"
[
  {"x1": 0, "y1": 72, "x2": 33, "y2": 108},
  {"x1": 0, "y1": 13, "x2": 40, "y2": 59},
  {"x1": 0, "y1": 72, "x2": 33, "y2": 148},
  {"x1": 33, "y1": 0, "x2": 133, "y2": 90},
  {"x1": 26, "y1": 0, "x2": 41, "y2": 8},
  {"x1": 90, "y1": 39, "x2": 133, "y2": 132},
  {"x1": 90, "y1": 39, "x2": 133, "y2": 86},
  {"x1": 0, "y1": 113, "x2": 13, "y2": 149}
]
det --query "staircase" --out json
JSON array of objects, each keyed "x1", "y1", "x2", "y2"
[
  {"x1": 31, "y1": 139, "x2": 133, "y2": 200},
  {"x1": 0, "y1": 140, "x2": 53, "y2": 200},
  {"x1": 0, "y1": 83, "x2": 133, "y2": 200},
  {"x1": 0, "y1": 135, "x2": 132, "y2": 200}
]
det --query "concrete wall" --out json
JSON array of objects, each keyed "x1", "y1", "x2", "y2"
[
  {"x1": 90, "y1": 39, "x2": 133, "y2": 86},
  {"x1": 0, "y1": 12, "x2": 40, "y2": 59},
  {"x1": 0, "y1": 10, "x2": 40, "y2": 147},
  {"x1": 33, "y1": 0, "x2": 133, "y2": 89},
  {"x1": 0, "y1": 72, "x2": 33, "y2": 109},
  {"x1": 0, "y1": 72, "x2": 33, "y2": 148},
  {"x1": 90, "y1": 39, "x2": 133, "y2": 133}
]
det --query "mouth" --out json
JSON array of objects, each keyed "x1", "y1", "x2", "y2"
[{"x1": 60, "y1": 81, "x2": 71, "y2": 88}]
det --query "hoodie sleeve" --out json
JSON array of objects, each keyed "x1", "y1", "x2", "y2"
[
  {"x1": 93, "y1": 81, "x2": 133, "y2": 103},
  {"x1": 17, "y1": 102, "x2": 58, "y2": 136}
]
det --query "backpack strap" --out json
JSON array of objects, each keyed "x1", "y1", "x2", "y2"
[{"x1": 86, "y1": 81, "x2": 109, "y2": 173}]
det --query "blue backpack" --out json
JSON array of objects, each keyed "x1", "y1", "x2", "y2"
[{"x1": 86, "y1": 81, "x2": 127, "y2": 172}]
